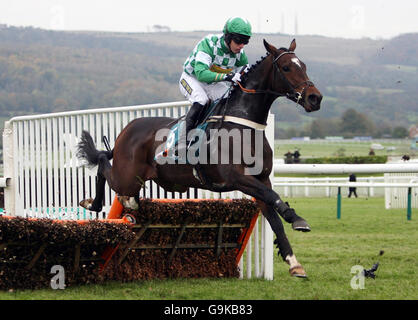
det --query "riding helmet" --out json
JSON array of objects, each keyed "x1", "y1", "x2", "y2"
[{"x1": 223, "y1": 17, "x2": 252, "y2": 45}]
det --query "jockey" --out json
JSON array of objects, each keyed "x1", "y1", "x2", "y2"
[{"x1": 178, "y1": 17, "x2": 252, "y2": 150}]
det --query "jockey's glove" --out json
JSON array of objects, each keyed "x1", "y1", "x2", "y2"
[{"x1": 224, "y1": 72, "x2": 241, "y2": 84}]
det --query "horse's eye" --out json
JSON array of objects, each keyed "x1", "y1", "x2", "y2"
[{"x1": 282, "y1": 66, "x2": 290, "y2": 72}]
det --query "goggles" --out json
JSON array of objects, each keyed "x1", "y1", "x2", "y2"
[{"x1": 230, "y1": 33, "x2": 250, "y2": 45}]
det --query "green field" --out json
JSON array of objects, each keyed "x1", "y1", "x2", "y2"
[
  {"x1": 275, "y1": 139, "x2": 415, "y2": 159},
  {"x1": 1, "y1": 197, "x2": 416, "y2": 300}
]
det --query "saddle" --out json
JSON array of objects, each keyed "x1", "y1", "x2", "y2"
[{"x1": 154, "y1": 99, "x2": 220, "y2": 164}]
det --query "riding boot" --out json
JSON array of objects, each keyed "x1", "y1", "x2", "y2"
[{"x1": 177, "y1": 102, "x2": 204, "y2": 156}]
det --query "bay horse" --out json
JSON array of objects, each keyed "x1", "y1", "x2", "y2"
[{"x1": 77, "y1": 39, "x2": 322, "y2": 277}]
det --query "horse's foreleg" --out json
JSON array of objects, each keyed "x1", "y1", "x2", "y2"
[
  {"x1": 263, "y1": 178, "x2": 310, "y2": 232},
  {"x1": 257, "y1": 200, "x2": 307, "y2": 278},
  {"x1": 117, "y1": 195, "x2": 140, "y2": 210},
  {"x1": 232, "y1": 175, "x2": 310, "y2": 232},
  {"x1": 232, "y1": 174, "x2": 307, "y2": 277}
]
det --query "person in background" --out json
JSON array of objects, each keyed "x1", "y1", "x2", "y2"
[
  {"x1": 348, "y1": 173, "x2": 358, "y2": 198},
  {"x1": 284, "y1": 151, "x2": 293, "y2": 164},
  {"x1": 293, "y1": 149, "x2": 301, "y2": 163}
]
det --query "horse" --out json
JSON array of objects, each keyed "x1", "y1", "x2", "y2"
[{"x1": 77, "y1": 39, "x2": 322, "y2": 277}]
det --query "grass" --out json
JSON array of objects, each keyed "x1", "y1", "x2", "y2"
[
  {"x1": 273, "y1": 139, "x2": 416, "y2": 179},
  {"x1": 1, "y1": 197, "x2": 416, "y2": 300},
  {"x1": 275, "y1": 139, "x2": 415, "y2": 159}
]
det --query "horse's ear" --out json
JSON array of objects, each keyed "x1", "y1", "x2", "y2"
[
  {"x1": 263, "y1": 39, "x2": 278, "y2": 54},
  {"x1": 289, "y1": 38, "x2": 296, "y2": 51}
]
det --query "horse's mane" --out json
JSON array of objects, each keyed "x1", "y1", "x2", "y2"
[
  {"x1": 227, "y1": 47, "x2": 289, "y2": 98},
  {"x1": 211, "y1": 46, "x2": 290, "y2": 115}
]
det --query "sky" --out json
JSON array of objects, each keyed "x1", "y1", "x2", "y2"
[{"x1": 0, "y1": 0, "x2": 417, "y2": 39}]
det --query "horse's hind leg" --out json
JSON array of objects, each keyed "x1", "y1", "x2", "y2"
[
  {"x1": 80, "y1": 152, "x2": 112, "y2": 212},
  {"x1": 80, "y1": 172, "x2": 106, "y2": 212}
]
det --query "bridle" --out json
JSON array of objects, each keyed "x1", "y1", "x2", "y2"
[
  {"x1": 237, "y1": 50, "x2": 314, "y2": 104},
  {"x1": 273, "y1": 51, "x2": 314, "y2": 103},
  {"x1": 208, "y1": 50, "x2": 315, "y2": 130}
]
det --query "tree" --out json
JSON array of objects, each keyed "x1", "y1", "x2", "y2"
[
  {"x1": 309, "y1": 118, "x2": 340, "y2": 138},
  {"x1": 392, "y1": 126, "x2": 408, "y2": 138},
  {"x1": 340, "y1": 108, "x2": 376, "y2": 137}
]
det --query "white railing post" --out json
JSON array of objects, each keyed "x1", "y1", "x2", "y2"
[
  {"x1": 263, "y1": 113, "x2": 275, "y2": 280},
  {"x1": 254, "y1": 218, "x2": 260, "y2": 278},
  {"x1": 325, "y1": 177, "x2": 330, "y2": 197},
  {"x1": 2, "y1": 121, "x2": 16, "y2": 216}
]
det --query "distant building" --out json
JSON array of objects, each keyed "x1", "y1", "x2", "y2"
[
  {"x1": 291, "y1": 136, "x2": 310, "y2": 141},
  {"x1": 409, "y1": 125, "x2": 418, "y2": 138},
  {"x1": 371, "y1": 143, "x2": 384, "y2": 150},
  {"x1": 411, "y1": 136, "x2": 418, "y2": 150},
  {"x1": 353, "y1": 136, "x2": 372, "y2": 141},
  {"x1": 325, "y1": 136, "x2": 344, "y2": 140}
]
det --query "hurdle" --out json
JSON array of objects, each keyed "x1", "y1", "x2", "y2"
[
  {"x1": 100, "y1": 195, "x2": 261, "y2": 276},
  {"x1": 1, "y1": 194, "x2": 261, "y2": 290}
]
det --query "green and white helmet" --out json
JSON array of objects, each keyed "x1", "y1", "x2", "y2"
[{"x1": 223, "y1": 17, "x2": 252, "y2": 37}]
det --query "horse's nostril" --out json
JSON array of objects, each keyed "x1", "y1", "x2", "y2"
[
  {"x1": 308, "y1": 94, "x2": 317, "y2": 105},
  {"x1": 308, "y1": 94, "x2": 322, "y2": 108}
]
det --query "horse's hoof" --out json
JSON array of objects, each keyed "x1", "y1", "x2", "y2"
[
  {"x1": 79, "y1": 198, "x2": 102, "y2": 212},
  {"x1": 117, "y1": 196, "x2": 139, "y2": 210},
  {"x1": 289, "y1": 265, "x2": 307, "y2": 278},
  {"x1": 80, "y1": 198, "x2": 93, "y2": 210},
  {"x1": 123, "y1": 214, "x2": 136, "y2": 224},
  {"x1": 292, "y1": 219, "x2": 311, "y2": 232}
]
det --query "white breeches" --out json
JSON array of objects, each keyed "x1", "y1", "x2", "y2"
[{"x1": 179, "y1": 71, "x2": 231, "y2": 106}]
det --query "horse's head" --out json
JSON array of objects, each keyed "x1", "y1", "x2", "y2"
[{"x1": 263, "y1": 39, "x2": 322, "y2": 112}]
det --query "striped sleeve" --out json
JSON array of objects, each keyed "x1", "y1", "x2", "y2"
[
  {"x1": 193, "y1": 37, "x2": 225, "y2": 83},
  {"x1": 194, "y1": 61, "x2": 226, "y2": 83}
]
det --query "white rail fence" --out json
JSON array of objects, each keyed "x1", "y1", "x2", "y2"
[
  {"x1": 273, "y1": 176, "x2": 386, "y2": 198},
  {"x1": 274, "y1": 162, "x2": 418, "y2": 208},
  {"x1": 2, "y1": 101, "x2": 187, "y2": 218},
  {"x1": 273, "y1": 175, "x2": 418, "y2": 201},
  {"x1": 1, "y1": 101, "x2": 275, "y2": 280},
  {"x1": 385, "y1": 172, "x2": 418, "y2": 209}
]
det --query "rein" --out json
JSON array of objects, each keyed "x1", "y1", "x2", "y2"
[{"x1": 206, "y1": 50, "x2": 314, "y2": 131}]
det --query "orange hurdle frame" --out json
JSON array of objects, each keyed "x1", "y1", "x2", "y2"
[{"x1": 100, "y1": 195, "x2": 260, "y2": 271}]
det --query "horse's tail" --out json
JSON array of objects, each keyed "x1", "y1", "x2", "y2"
[{"x1": 77, "y1": 130, "x2": 113, "y2": 168}]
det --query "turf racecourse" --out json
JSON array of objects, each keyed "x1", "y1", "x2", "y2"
[{"x1": 1, "y1": 197, "x2": 416, "y2": 300}]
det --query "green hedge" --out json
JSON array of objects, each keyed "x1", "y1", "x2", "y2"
[{"x1": 302, "y1": 155, "x2": 388, "y2": 164}]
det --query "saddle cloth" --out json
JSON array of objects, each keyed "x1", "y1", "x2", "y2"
[{"x1": 154, "y1": 100, "x2": 220, "y2": 164}]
